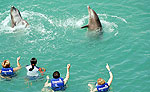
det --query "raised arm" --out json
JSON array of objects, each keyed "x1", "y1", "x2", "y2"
[
  {"x1": 13, "y1": 56, "x2": 21, "y2": 72},
  {"x1": 64, "y1": 64, "x2": 71, "y2": 84},
  {"x1": 106, "y1": 64, "x2": 113, "y2": 86},
  {"x1": 88, "y1": 84, "x2": 97, "y2": 92},
  {"x1": 44, "y1": 75, "x2": 51, "y2": 87}
]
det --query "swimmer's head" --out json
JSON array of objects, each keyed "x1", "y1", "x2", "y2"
[
  {"x1": 2, "y1": 60, "x2": 10, "y2": 68},
  {"x1": 30, "y1": 58, "x2": 37, "y2": 66},
  {"x1": 53, "y1": 71, "x2": 60, "y2": 79},
  {"x1": 29, "y1": 58, "x2": 37, "y2": 71},
  {"x1": 97, "y1": 78, "x2": 105, "y2": 85}
]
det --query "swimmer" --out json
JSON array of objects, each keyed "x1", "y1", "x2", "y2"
[
  {"x1": 43, "y1": 64, "x2": 71, "y2": 91},
  {"x1": 0, "y1": 56, "x2": 21, "y2": 79},
  {"x1": 88, "y1": 64, "x2": 113, "y2": 92},
  {"x1": 25, "y1": 58, "x2": 46, "y2": 80}
]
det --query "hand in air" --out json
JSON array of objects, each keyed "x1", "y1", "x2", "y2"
[
  {"x1": 46, "y1": 75, "x2": 49, "y2": 80},
  {"x1": 67, "y1": 64, "x2": 71, "y2": 69},
  {"x1": 88, "y1": 84, "x2": 92, "y2": 87},
  {"x1": 17, "y1": 56, "x2": 20, "y2": 61},
  {"x1": 106, "y1": 64, "x2": 110, "y2": 71}
]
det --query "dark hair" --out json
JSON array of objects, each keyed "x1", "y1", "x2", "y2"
[
  {"x1": 53, "y1": 71, "x2": 60, "y2": 79},
  {"x1": 29, "y1": 58, "x2": 37, "y2": 71}
]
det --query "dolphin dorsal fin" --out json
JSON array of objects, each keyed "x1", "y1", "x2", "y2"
[{"x1": 81, "y1": 25, "x2": 88, "y2": 29}]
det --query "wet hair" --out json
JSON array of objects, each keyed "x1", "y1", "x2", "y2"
[
  {"x1": 53, "y1": 71, "x2": 60, "y2": 79},
  {"x1": 97, "y1": 78, "x2": 105, "y2": 85},
  {"x1": 29, "y1": 58, "x2": 37, "y2": 71},
  {"x1": 2, "y1": 60, "x2": 10, "y2": 68}
]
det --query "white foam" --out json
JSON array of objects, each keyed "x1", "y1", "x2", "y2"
[
  {"x1": 111, "y1": 15, "x2": 127, "y2": 23},
  {"x1": 98, "y1": 13, "x2": 127, "y2": 36},
  {"x1": 1, "y1": 15, "x2": 10, "y2": 26},
  {"x1": 76, "y1": 15, "x2": 88, "y2": 27},
  {"x1": 53, "y1": 15, "x2": 88, "y2": 28},
  {"x1": 98, "y1": 14, "x2": 127, "y2": 23},
  {"x1": 0, "y1": 10, "x2": 9, "y2": 16},
  {"x1": 21, "y1": 11, "x2": 54, "y2": 25},
  {"x1": 101, "y1": 20, "x2": 118, "y2": 32}
]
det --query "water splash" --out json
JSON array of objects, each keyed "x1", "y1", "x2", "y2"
[
  {"x1": 53, "y1": 16, "x2": 88, "y2": 28},
  {"x1": 98, "y1": 13, "x2": 127, "y2": 36},
  {"x1": 0, "y1": 10, "x2": 54, "y2": 34},
  {"x1": 98, "y1": 14, "x2": 127, "y2": 23}
]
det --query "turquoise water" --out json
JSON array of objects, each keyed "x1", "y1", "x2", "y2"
[{"x1": 0, "y1": 0, "x2": 150, "y2": 92}]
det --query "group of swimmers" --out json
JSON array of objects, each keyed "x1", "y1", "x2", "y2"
[{"x1": 0, "y1": 56, "x2": 113, "y2": 92}]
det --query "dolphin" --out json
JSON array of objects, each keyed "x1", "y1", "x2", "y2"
[
  {"x1": 10, "y1": 6, "x2": 29, "y2": 28},
  {"x1": 81, "y1": 6, "x2": 102, "y2": 31}
]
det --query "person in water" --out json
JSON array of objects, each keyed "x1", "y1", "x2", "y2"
[
  {"x1": 26, "y1": 58, "x2": 46, "y2": 79},
  {"x1": 44, "y1": 64, "x2": 71, "y2": 91},
  {"x1": 0, "y1": 56, "x2": 21, "y2": 78},
  {"x1": 88, "y1": 64, "x2": 113, "y2": 92}
]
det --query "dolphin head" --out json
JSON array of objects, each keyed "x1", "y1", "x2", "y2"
[
  {"x1": 11, "y1": 6, "x2": 16, "y2": 11},
  {"x1": 10, "y1": 6, "x2": 24, "y2": 28},
  {"x1": 81, "y1": 6, "x2": 102, "y2": 31},
  {"x1": 10, "y1": 6, "x2": 22, "y2": 18},
  {"x1": 87, "y1": 6, "x2": 91, "y2": 12},
  {"x1": 86, "y1": 6, "x2": 102, "y2": 30},
  {"x1": 87, "y1": 6, "x2": 95, "y2": 19}
]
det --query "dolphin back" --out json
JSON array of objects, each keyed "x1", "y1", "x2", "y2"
[{"x1": 81, "y1": 6, "x2": 102, "y2": 31}]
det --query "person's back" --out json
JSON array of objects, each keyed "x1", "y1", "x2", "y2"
[
  {"x1": 43, "y1": 64, "x2": 71, "y2": 91},
  {"x1": 0, "y1": 57, "x2": 21, "y2": 79},
  {"x1": 25, "y1": 58, "x2": 46, "y2": 81},
  {"x1": 96, "y1": 83, "x2": 109, "y2": 92},
  {"x1": 51, "y1": 72, "x2": 65, "y2": 91},
  {"x1": 26, "y1": 65, "x2": 39, "y2": 77},
  {"x1": 1, "y1": 67, "x2": 14, "y2": 76}
]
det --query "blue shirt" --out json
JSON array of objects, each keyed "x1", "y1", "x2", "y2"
[
  {"x1": 51, "y1": 77, "x2": 65, "y2": 91},
  {"x1": 1, "y1": 67, "x2": 14, "y2": 76},
  {"x1": 96, "y1": 83, "x2": 109, "y2": 92}
]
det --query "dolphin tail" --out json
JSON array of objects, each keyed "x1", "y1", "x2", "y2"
[{"x1": 81, "y1": 25, "x2": 88, "y2": 29}]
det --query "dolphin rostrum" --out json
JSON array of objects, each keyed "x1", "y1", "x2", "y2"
[
  {"x1": 10, "y1": 6, "x2": 29, "y2": 28},
  {"x1": 81, "y1": 6, "x2": 102, "y2": 31}
]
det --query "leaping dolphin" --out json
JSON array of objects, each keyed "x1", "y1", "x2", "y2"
[
  {"x1": 10, "y1": 6, "x2": 29, "y2": 28},
  {"x1": 81, "y1": 6, "x2": 102, "y2": 31}
]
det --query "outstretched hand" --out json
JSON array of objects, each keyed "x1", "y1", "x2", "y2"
[
  {"x1": 67, "y1": 64, "x2": 71, "y2": 69},
  {"x1": 46, "y1": 75, "x2": 49, "y2": 80},
  {"x1": 88, "y1": 84, "x2": 94, "y2": 92},
  {"x1": 88, "y1": 84, "x2": 92, "y2": 87},
  {"x1": 106, "y1": 64, "x2": 110, "y2": 71},
  {"x1": 17, "y1": 56, "x2": 20, "y2": 61}
]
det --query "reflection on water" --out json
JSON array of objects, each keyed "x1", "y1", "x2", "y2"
[{"x1": 86, "y1": 30, "x2": 103, "y2": 40}]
